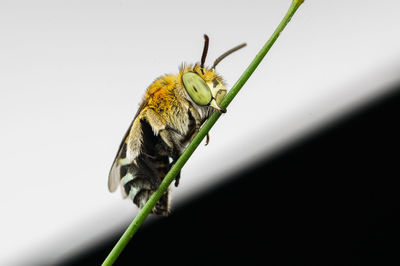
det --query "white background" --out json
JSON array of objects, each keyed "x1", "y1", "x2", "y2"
[{"x1": 1, "y1": 0, "x2": 400, "y2": 264}]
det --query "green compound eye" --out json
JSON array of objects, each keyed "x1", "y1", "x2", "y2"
[{"x1": 182, "y1": 72, "x2": 212, "y2": 106}]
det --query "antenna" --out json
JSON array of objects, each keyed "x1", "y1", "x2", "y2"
[
  {"x1": 200, "y1": 34, "x2": 209, "y2": 74},
  {"x1": 212, "y1": 43, "x2": 247, "y2": 68}
]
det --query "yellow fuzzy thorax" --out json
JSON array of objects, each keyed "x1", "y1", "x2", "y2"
[{"x1": 143, "y1": 64, "x2": 224, "y2": 114}]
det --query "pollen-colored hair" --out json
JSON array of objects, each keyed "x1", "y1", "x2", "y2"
[{"x1": 178, "y1": 64, "x2": 225, "y2": 87}]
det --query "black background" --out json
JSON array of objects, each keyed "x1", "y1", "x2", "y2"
[{"x1": 61, "y1": 84, "x2": 400, "y2": 266}]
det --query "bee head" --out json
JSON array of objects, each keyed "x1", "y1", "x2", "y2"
[
  {"x1": 181, "y1": 35, "x2": 246, "y2": 113},
  {"x1": 181, "y1": 66, "x2": 226, "y2": 113}
]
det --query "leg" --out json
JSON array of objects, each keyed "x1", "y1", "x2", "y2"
[{"x1": 174, "y1": 170, "x2": 181, "y2": 187}]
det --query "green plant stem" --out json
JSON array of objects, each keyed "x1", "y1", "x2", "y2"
[{"x1": 102, "y1": 1, "x2": 304, "y2": 265}]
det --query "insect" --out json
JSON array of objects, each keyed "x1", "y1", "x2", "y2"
[{"x1": 108, "y1": 35, "x2": 246, "y2": 216}]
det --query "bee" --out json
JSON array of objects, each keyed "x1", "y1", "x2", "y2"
[{"x1": 108, "y1": 35, "x2": 246, "y2": 216}]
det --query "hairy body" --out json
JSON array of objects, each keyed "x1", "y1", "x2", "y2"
[
  {"x1": 108, "y1": 35, "x2": 245, "y2": 215},
  {"x1": 108, "y1": 65, "x2": 226, "y2": 215}
]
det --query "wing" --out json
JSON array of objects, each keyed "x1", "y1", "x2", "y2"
[
  {"x1": 108, "y1": 106, "x2": 172, "y2": 215},
  {"x1": 108, "y1": 76, "x2": 186, "y2": 215},
  {"x1": 108, "y1": 100, "x2": 148, "y2": 193},
  {"x1": 107, "y1": 120, "x2": 132, "y2": 193}
]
